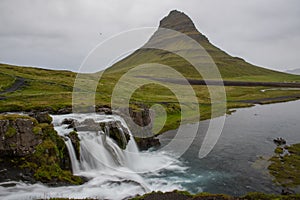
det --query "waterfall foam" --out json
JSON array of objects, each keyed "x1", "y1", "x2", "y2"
[{"x1": 0, "y1": 113, "x2": 188, "y2": 200}]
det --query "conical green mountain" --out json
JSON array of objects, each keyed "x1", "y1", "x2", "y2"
[
  {"x1": 1, "y1": 10, "x2": 300, "y2": 118},
  {"x1": 106, "y1": 10, "x2": 297, "y2": 82}
]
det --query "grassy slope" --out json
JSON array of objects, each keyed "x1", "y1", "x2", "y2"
[{"x1": 1, "y1": 30, "x2": 300, "y2": 133}]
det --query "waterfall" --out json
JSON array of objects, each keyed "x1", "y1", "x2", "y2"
[
  {"x1": 0, "y1": 113, "x2": 187, "y2": 200},
  {"x1": 65, "y1": 139, "x2": 80, "y2": 174},
  {"x1": 57, "y1": 114, "x2": 141, "y2": 174}
]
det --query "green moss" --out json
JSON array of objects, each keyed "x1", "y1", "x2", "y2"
[
  {"x1": 130, "y1": 191, "x2": 300, "y2": 200},
  {"x1": 275, "y1": 147, "x2": 284, "y2": 154},
  {"x1": 194, "y1": 192, "x2": 232, "y2": 199},
  {"x1": 0, "y1": 114, "x2": 36, "y2": 121},
  {"x1": 5, "y1": 125, "x2": 17, "y2": 138},
  {"x1": 34, "y1": 164, "x2": 82, "y2": 185},
  {"x1": 21, "y1": 123, "x2": 83, "y2": 185},
  {"x1": 242, "y1": 192, "x2": 300, "y2": 199},
  {"x1": 268, "y1": 143, "x2": 300, "y2": 187},
  {"x1": 33, "y1": 126, "x2": 42, "y2": 135}
]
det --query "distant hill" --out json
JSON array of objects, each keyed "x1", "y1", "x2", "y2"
[
  {"x1": 286, "y1": 68, "x2": 300, "y2": 75},
  {"x1": 106, "y1": 10, "x2": 298, "y2": 82}
]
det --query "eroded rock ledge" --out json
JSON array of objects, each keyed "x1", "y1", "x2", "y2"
[{"x1": 0, "y1": 112, "x2": 82, "y2": 185}]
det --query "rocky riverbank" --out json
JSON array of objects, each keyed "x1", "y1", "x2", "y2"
[
  {"x1": 0, "y1": 106, "x2": 161, "y2": 186},
  {"x1": 0, "y1": 112, "x2": 83, "y2": 186}
]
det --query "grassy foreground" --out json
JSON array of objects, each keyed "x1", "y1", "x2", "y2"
[{"x1": 1, "y1": 63, "x2": 300, "y2": 134}]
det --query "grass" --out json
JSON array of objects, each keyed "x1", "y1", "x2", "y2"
[
  {"x1": 268, "y1": 143, "x2": 300, "y2": 188},
  {"x1": 1, "y1": 61, "x2": 300, "y2": 134},
  {"x1": 0, "y1": 72, "x2": 15, "y2": 91}
]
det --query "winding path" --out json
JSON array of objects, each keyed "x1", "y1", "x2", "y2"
[{"x1": 0, "y1": 77, "x2": 26, "y2": 95}]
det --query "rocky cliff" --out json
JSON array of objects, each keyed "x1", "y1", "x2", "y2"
[
  {"x1": 0, "y1": 115, "x2": 41, "y2": 156},
  {"x1": 0, "y1": 113, "x2": 82, "y2": 185}
]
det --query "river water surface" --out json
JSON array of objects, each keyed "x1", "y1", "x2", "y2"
[
  {"x1": 159, "y1": 99, "x2": 300, "y2": 196},
  {"x1": 0, "y1": 100, "x2": 300, "y2": 199}
]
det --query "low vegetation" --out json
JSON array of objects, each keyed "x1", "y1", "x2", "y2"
[
  {"x1": 1, "y1": 63, "x2": 300, "y2": 135},
  {"x1": 22, "y1": 122, "x2": 83, "y2": 185},
  {"x1": 268, "y1": 143, "x2": 300, "y2": 188},
  {"x1": 129, "y1": 190, "x2": 300, "y2": 200}
]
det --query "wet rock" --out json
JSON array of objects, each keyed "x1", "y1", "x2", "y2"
[
  {"x1": 102, "y1": 121, "x2": 130, "y2": 150},
  {"x1": 62, "y1": 118, "x2": 75, "y2": 125},
  {"x1": 57, "y1": 107, "x2": 72, "y2": 114},
  {"x1": 273, "y1": 137, "x2": 286, "y2": 146},
  {"x1": 29, "y1": 111, "x2": 52, "y2": 124},
  {"x1": 76, "y1": 118, "x2": 102, "y2": 131},
  {"x1": 115, "y1": 105, "x2": 161, "y2": 150},
  {"x1": 134, "y1": 137, "x2": 160, "y2": 151},
  {"x1": 68, "y1": 131, "x2": 80, "y2": 160},
  {"x1": 96, "y1": 106, "x2": 112, "y2": 115}
]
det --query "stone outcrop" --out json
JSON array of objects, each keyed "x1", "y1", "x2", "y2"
[
  {"x1": 0, "y1": 114, "x2": 82, "y2": 185},
  {"x1": 151, "y1": 10, "x2": 209, "y2": 43},
  {"x1": 0, "y1": 116, "x2": 42, "y2": 156},
  {"x1": 29, "y1": 111, "x2": 53, "y2": 124},
  {"x1": 115, "y1": 105, "x2": 161, "y2": 150},
  {"x1": 64, "y1": 117, "x2": 131, "y2": 150},
  {"x1": 68, "y1": 131, "x2": 80, "y2": 160}
]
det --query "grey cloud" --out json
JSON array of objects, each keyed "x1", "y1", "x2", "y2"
[{"x1": 0, "y1": 0, "x2": 299, "y2": 71}]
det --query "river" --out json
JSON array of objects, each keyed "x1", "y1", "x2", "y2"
[
  {"x1": 159, "y1": 99, "x2": 300, "y2": 196},
  {"x1": 0, "y1": 100, "x2": 300, "y2": 199}
]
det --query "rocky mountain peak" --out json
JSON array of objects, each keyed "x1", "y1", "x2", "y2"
[{"x1": 158, "y1": 10, "x2": 208, "y2": 42}]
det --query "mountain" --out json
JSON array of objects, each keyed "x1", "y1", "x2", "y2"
[
  {"x1": 106, "y1": 10, "x2": 297, "y2": 82},
  {"x1": 286, "y1": 68, "x2": 300, "y2": 75},
  {"x1": 1, "y1": 10, "x2": 300, "y2": 130}
]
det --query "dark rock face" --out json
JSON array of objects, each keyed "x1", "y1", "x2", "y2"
[
  {"x1": 0, "y1": 114, "x2": 82, "y2": 185},
  {"x1": 96, "y1": 106, "x2": 112, "y2": 115},
  {"x1": 102, "y1": 121, "x2": 130, "y2": 150},
  {"x1": 115, "y1": 105, "x2": 161, "y2": 151},
  {"x1": 57, "y1": 107, "x2": 72, "y2": 114},
  {"x1": 158, "y1": 10, "x2": 208, "y2": 42},
  {"x1": 65, "y1": 118, "x2": 131, "y2": 150},
  {"x1": 134, "y1": 137, "x2": 160, "y2": 151},
  {"x1": 0, "y1": 118, "x2": 42, "y2": 156},
  {"x1": 29, "y1": 111, "x2": 53, "y2": 124},
  {"x1": 68, "y1": 131, "x2": 80, "y2": 160}
]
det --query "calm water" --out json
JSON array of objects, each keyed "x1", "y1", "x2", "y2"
[{"x1": 158, "y1": 100, "x2": 300, "y2": 196}]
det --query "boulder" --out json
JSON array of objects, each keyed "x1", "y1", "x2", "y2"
[
  {"x1": 96, "y1": 106, "x2": 112, "y2": 115},
  {"x1": 29, "y1": 112, "x2": 52, "y2": 124},
  {"x1": 101, "y1": 121, "x2": 130, "y2": 150},
  {"x1": 0, "y1": 116, "x2": 42, "y2": 157},
  {"x1": 134, "y1": 137, "x2": 160, "y2": 151},
  {"x1": 0, "y1": 114, "x2": 82, "y2": 185},
  {"x1": 63, "y1": 117, "x2": 131, "y2": 150},
  {"x1": 115, "y1": 105, "x2": 161, "y2": 150}
]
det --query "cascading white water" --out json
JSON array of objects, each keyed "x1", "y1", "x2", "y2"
[
  {"x1": 65, "y1": 139, "x2": 80, "y2": 174},
  {"x1": 0, "y1": 113, "x2": 188, "y2": 200}
]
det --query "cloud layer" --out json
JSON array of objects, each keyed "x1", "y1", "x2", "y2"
[{"x1": 0, "y1": 0, "x2": 299, "y2": 72}]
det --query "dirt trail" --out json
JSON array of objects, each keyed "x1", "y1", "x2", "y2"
[{"x1": 0, "y1": 77, "x2": 26, "y2": 95}]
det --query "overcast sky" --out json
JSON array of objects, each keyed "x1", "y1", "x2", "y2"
[{"x1": 0, "y1": 0, "x2": 299, "y2": 72}]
